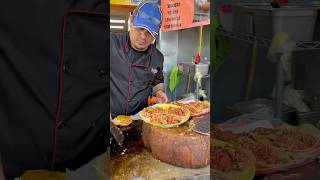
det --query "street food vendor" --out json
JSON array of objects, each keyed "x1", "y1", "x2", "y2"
[
  {"x1": 110, "y1": 1, "x2": 168, "y2": 118},
  {"x1": 0, "y1": 1, "x2": 107, "y2": 179}
]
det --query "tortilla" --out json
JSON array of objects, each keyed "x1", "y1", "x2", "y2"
[
  {"x1": 172, "y1": 100, "x2": 210, "y2": 117},
  {"x1": 111, "y1": 115, "x2": 133, "y2": 126},
  {"x1": 139, "y1": 104, "x2": 190, "y2": 128},
  {"x1": 211, "y1": 139, "x2": 256, "y2": 180}
]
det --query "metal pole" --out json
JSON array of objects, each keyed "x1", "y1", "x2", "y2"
[{"x1": 275, "y1": 54, "x2": 284, "y2": 119}]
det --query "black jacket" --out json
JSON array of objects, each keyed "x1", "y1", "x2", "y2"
[
  {"x1": 110, "y1": 32, "x2": 164, "y2": 118},
  {"x1": 0, "y1": 1, "x2": 108, "y2": 179}
]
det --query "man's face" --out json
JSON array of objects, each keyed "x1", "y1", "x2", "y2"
[{"x1": 129, "y1": 16, "x2": 155, "y2": 51}]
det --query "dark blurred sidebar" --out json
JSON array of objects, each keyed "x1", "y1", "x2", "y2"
[{"x1": 0, "y1": 157, "x2": 4, "y2": 180}]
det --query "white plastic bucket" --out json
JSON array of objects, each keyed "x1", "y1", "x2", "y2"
[
  {"x1": 219, "y1": 5, "x2": 233, "y2": 31},
  {"x1": 232, "y1": 5, "x2": 318, "y2": 42},
  {"x1": 195, "y1": 64, "x2": 209, "y2": 75},
  {"x1": 272, "y1": 9, "x2": 318, "y2": 42}
]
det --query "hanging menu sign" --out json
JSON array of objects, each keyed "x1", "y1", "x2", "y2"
[
  {"x1": 110, "y1": 0, "x2": 140, "y2": 6},
  {"x1": 110, "y1": 0, "x2": 160, "y2": 6},
  {"x1": 161, "y1": 0, "x2": 210, "y2": 32}
]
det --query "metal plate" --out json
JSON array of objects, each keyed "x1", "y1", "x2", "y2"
[{"x1": 189, "y1": 114, "x2": 210, "y2": 136}]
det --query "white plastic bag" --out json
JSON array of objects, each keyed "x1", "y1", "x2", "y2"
[{"x1": 218, "y1": 108, "x2": 285, "y2": 133}]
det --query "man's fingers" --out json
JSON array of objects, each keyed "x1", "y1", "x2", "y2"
[{"x1": 156, "y1": 90, "x2": 168, "y2": 103}]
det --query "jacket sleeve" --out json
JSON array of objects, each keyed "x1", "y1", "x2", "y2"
[
  {"x1": 151, "y1": 51, "x2": 164, "y2": 87},
  {"x1": 151, "y1": 66, "x2": 164, "y2": 87}
]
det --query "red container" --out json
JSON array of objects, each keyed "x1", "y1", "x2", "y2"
[{"x1": 276, "y1": 0, "x2": 288, "y2": 4}]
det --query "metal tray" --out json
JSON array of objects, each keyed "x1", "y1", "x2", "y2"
[
  {"x1": 227, "y1": 98, "x2": 296, "y2": 114},
  {"x1": 298, "y1": 111, "x2": 320, "y2": 128},
  {"x1": 225, "y1": 98, "x2": 297, "y2": 123}
]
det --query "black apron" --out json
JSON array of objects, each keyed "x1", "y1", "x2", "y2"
[
  {"x1": 0, "y1": 1, "x2": 108, "y2": 179},
  {"x1": 110, "y1": 32, "x2": 164, "y2": 118}
]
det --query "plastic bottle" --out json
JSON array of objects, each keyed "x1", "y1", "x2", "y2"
[
  {"x1": 148, "y1": 96, "x2": 157, "y2": 106},
  {"x1": 203, "y1": 57, "x2": 209, "y2": 64},
  {"x1": 195, "y1": 54, "x2": 201, "y2": 64}
]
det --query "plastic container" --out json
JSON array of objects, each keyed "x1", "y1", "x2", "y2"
[
  {"x1": 203, "y1": 57, "x2": 210, "y2": 64},
  {"x1": 218, "y1": 5, "x2": 233, "y2": 31},
  {"x1": 257, "y1": 9, "x2": 318, "y2": 42},
  {"x1": 232, "y1": 5, "x2": 318, "y2": 42},
  {"x1": 195, "y1": 64, "x2": 209, "y2": 75},
  {"x1": 232, "y1": 5, "x2": 252, "y2": 34},
  {"x1": 195, "y1": 54, "x2": 201, "y2": 64}
]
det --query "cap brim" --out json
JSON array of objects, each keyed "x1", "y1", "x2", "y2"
[{"x1": 133, "y1": 17, "x2": 158, "y2": 38}]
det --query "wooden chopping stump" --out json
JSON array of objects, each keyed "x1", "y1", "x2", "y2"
[{"x1": 142, "y1": 119, "x2": 210, "y2": 168}]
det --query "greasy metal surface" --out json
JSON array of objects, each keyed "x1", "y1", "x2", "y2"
[
  {"x1": 190, "y1": 114, "x2": 210, "y2": 135},
  {"x1": 111, "y1": 148, "x2": 209, "y2": 180},
  {"x1": 110, "y1": 120, "x2": 210, "y2": 179}
]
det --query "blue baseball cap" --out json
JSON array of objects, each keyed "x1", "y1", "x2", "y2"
[{"x1": 133, "y1": 1, "x2": 162, "y2": 38}]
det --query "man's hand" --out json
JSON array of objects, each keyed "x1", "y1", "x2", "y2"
[{"x1": 155, "y1": 90, "x2": 168, "y2": 103}]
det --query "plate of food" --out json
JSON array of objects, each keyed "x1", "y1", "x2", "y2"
[
  {"x1": 213, "y1": 124, "x2": 320, "y2": 175},
  {"x1": 172, "y1": 100, "x2": 210, "y2": 117},
  {"x1": 235, "y1": 135, "x2": 302, "y2": 172},
  {"x1": 250, "y1": 124, "x2": 320, "y2": 153},
  {"x1": 139, "y1": 104, "x2": 190, "y2": 128},
  {"x1": 211, "y1": 139, "x2": 256, "y2": 180},
  {"x1": 214, "y1": 128, "x2": 297, "y2": 170}
]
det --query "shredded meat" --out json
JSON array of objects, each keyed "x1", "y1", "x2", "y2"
[{"x1": 211, "y1": 145, "x2": 244, "y2": 172}]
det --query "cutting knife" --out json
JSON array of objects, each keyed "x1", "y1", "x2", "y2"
[
  {"x1": 110, "y1": 121, "x2": 124, "y2": 146},
  {"x1": 110, "y1": 111, "x2": 142, "y2": 146}
]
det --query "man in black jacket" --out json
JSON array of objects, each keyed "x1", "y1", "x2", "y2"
[
  {"x1": 110, "y1": 1, "x2": 168, "y2": 119},
  {"x1": 0, "y1": 1, "x2": 108, "y2": 179}
]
